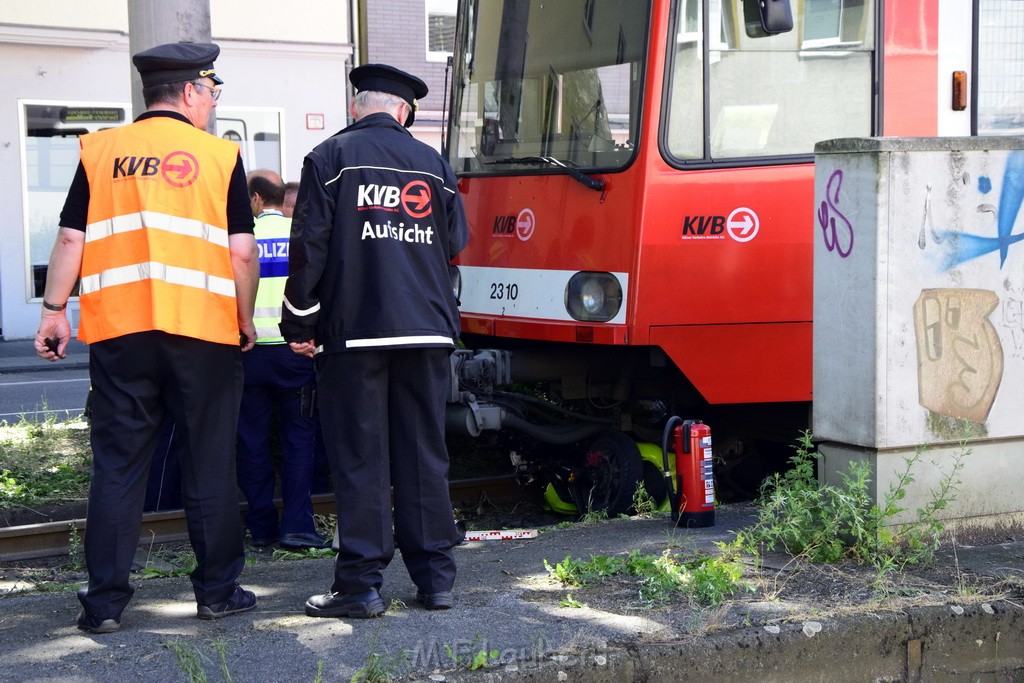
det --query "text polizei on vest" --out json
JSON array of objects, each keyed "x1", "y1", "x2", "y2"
[{"x1": 361, "y1": 220, "x2": 434, "y2": 244}]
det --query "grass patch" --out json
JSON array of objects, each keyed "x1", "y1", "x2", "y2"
[{"x1": 0, "y1": 415, "x2": 91, "y2": 507}]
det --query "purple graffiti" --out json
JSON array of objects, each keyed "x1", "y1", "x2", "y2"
[{"x1": 818, "y1": 169, "x2": 854, "y2": 258}]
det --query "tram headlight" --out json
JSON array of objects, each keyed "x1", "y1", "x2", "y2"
[
  {"x1": 449, "y1": 265, "x2": 462, "y2": 303},
  {"x1": 565, "y1": 272, "x2": 622, "y2": 322}
]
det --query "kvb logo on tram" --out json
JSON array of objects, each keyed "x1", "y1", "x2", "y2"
[
  {"x1": 726, "y1": 207, "x2": 759, "y2": 243},
  {"x1": 492, "y1": 207, "x2": 536, "y2": 241},
  {"x1": 680, "y1": 207, "x2": 760, "y2": 243},
  {"x1": 357, "y1": 180, "x2": 433, "y2": 218}
]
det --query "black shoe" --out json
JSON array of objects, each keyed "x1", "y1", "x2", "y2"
[
  {"x1": 305, "y1": 589, "x2": 385, "y2": 618},
  {"x1": 250, "y1": 535, "x2": 279, "y2": 548},
  {"x1": 77, "y1": 610, "x2": 121, "y2": 634},
  {"x1": 280, "y1": 532, "x2": 330, "y2": 550},
  {"x1": 197, "y1": 585, "x2": 257, "y2": 620},
  {"x1": 416, "y1": 590, "x2": 453, "y2": 610}
]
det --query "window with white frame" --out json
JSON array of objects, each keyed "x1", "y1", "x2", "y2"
[
  {"x1": 20, "y1": 101, "x2": 283, "y2": 299},
  {"x1": 426, "y1": 0, "x2": 457, "y2": 61}
]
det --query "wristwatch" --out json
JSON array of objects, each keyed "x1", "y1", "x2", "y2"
[{"x1": 42, "y1": 300, "x2": 67, "y2": 312}]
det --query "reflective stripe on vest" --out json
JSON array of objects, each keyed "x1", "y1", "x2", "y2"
[
  {"x1": 85, "y1": 210, "x2": 229, "y2": 247},
  {"x1": 253, "y1": 212, "x2": 291, "y2": 343},
  {"x1": 76, "y1": 117, "x2": 240, "y2": 345},
  {"x1": 79, "y1": 262, "x2": 235, "y2": 298}
]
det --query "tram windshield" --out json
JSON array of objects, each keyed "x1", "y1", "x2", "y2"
[{"x1": 447, "y1": 0, "x2": 648, "y2": 175}]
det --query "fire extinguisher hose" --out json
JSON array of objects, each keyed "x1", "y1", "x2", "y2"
[{"x1": 661, "y1": 415, "x2": 683, "y2": 515}]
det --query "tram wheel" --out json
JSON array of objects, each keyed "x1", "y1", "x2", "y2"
[{"x1": 574, "y1": 431, "x2": 644, "y2": 516}]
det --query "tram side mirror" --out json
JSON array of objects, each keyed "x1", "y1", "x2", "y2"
[{"x1": 743, "y1": 0, "x2": 793, "y2": 37}]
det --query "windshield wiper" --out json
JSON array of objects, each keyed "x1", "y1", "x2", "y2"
[{"x1": 485, "y1": 156, "x2": 605, "y2": 192}]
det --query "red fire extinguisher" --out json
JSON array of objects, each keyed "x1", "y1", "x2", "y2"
[{"x1": 661, "y1": 416, "x2": 715, "y2": 528}]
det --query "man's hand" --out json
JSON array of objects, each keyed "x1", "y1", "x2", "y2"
[
  {"x1": 288, "y1": 340, "x2": 316, "y2": 358},
  {"x1": 239, "y1": 320, "x2": 257, "y2": 352},
  {"x1": 34, "y1": 311, "x2": 71, "y2": 361}
]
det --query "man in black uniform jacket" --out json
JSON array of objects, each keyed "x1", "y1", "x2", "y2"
[{"x1": 281, "y1": 64, "x2": 469, "y2": 618}]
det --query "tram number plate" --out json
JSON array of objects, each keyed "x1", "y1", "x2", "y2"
[{"x1": 489, "y1": 282, "x2": 519, "y2": 301}]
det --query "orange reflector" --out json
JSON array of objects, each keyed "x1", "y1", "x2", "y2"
[{"x1": 952, "y1": 71, "x2": 967, "y2": 111}]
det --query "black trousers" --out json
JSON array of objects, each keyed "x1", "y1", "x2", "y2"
[
  {"x1": 317, "y1": 347, "x2": 457, "y2": 595},
  {"x1": 81, "y1": 331, "x2": 246, "y2": 619}
]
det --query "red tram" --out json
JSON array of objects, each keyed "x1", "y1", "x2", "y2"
[{"x1": 443, "y1": 0, "x2": 1024, "y2": 513}]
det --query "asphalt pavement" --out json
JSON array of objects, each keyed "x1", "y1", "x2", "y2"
[
  {"x1": 3, "y1": 338, "x2": 1024, "y2": 681},
  {"x1": 0, "y1": 337, "x2": 90, "y2": 373},
  {"x1": 2, "y1": 510, "x2": 1024, "y2": 681}
]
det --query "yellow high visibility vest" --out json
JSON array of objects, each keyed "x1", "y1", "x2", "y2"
[
  {"x1": 77, "y1": 116, "x2": 240, "y2": 346},
  {"x1": 252, "y1": 211, "x2": 290, "y2": 343}
]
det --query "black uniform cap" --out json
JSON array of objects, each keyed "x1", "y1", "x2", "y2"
[
  {"x1": 132, "y1": 42, "x2": 224, "y2": 88},
  {"x1": 349, "y1": 63, "x2": 428, "y2": 128}
]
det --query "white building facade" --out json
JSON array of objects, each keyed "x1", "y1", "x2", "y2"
[{"x1": 0, "y1": 1, "x2": 355, "y2": 339}]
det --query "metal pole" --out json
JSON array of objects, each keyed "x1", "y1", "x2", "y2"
[{"x1": 127, "y1": 0, "x2": 214, "y2": 132}]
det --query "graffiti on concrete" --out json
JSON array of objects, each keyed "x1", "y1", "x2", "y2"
[
  {"x1": 917, "y1": 184, "x2": 945, "y2": 248},
  {"x1": 817, "y1": 169, "x2": 854, "y2": 258},
  {"x1": 929, "y1": 150, "x2": 1024, "y2": 270},
  {"x1": 914, "y1": 289, "x2": 1003, "y2": 424},
  {"x1": 1001, "y1": 291, "x2": 1024, "y2": 361}
]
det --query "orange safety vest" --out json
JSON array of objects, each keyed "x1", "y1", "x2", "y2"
[{"x1": 77, "y1": 116, "x2": 240, "y2": 346}]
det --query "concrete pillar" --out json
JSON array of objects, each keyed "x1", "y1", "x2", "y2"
[
  {"x1": 813, "y1": 137, "x2": 1024, "y2": 531},
  {"x1": 127, "y1": 0, "x2": 213, "y2": 131}
]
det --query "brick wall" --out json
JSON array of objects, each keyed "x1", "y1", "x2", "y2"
[{"x1": 365, "y1": 0, "x2": 452, "y2": 119}]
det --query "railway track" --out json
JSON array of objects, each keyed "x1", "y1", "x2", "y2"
[{"x1": 0, "y1": 475, "x2": 527, "y2": 562}]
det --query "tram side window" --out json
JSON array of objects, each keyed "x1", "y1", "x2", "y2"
[
  {"x1": 216, "y1": 108, "x2": 284, "y2": 177},
  {"x1": 22, "y1": 103, "x2": 281, "y2": 300},
  {"x1": 665, "y1": 0, "x2": 874, "y2": 162},
  {"x1": 23, "y1": 103, "x2": 125, "y2": 299}
]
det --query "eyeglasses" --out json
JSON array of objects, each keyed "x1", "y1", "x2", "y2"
[{"x1": 192, "y1": 81, "x2": 221, "y2": 101}]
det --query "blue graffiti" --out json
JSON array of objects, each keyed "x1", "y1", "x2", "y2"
[
  {"x1": 978, "y1": 176, "x2": 992, "y2": 194},
  {"x1": 936, "y1": 150, "x2": 1024, "y2": 270}
]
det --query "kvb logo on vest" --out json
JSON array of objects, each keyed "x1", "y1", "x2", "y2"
[
  {"x1": 357, "y1": 180, "x2": 433, "y2": 218},
  {"x1": 112, "y1": 151, "x2": 200, "y2": 188}
]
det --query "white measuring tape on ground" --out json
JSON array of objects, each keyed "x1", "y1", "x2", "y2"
[{"x1": 463, "y1": 529, "x2": 538, "y2": 542}]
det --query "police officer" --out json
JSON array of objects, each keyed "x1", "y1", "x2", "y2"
[
  {"x1": 235, "y1": 169, "x2": 327, "y2": 550},
  {"x1": 281, "y1": 64, "x2": 469, "y2": 618},
  {"x1": 34, "y1": 42, "x2": 259, "y2": 633}
]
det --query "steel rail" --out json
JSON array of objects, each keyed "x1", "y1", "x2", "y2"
[{"x1": 0, "y1": 475, "x2": 525, "y2": 562}]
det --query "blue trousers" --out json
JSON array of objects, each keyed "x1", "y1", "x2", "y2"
[{"x1": 236, "y1": 344, "x2": 317, "y2": 539}]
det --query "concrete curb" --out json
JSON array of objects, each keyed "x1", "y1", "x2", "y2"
[{"x1": 451, "y1": 602, "x2": 1024, "y2": 682}]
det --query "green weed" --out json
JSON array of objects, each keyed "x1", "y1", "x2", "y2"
[
  {"x1": 560, "y1": 593, "x2": 587, "y2": 608},
  {"x1": 53, "y1": 523, "x2": 86, "y2": 573},
  {"x1": 139, "y1": 549, "x2": 197, "y2": 579},
  {"x1": 577, "y1": 507, "x2": 608, "y2": 525},
  {"x1": 544, "y1": 549, "x2": 749, "y2": 607},
  {"x1": 733, "y1": 429, "x2": 966, "y2": 580},
  {"x1": 166, "y1": 640, "x2": 209, "y2": 683},
  {"x1": 443, "y1": 635, "x2": 500, "y2": 671},
  {"x1": 270, "y1": 547, "x2": 335, "y2": 561},
  {"x1": 632, "y1": 482, "x2": 659, "y2": 517},
  {"x1": 351, "y1": 625, "x2": 407, "y2": 682}
]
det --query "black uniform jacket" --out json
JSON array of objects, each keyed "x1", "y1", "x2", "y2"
[{"x1": 280, "y1": 113, "x2": 469, "y2": 354}]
